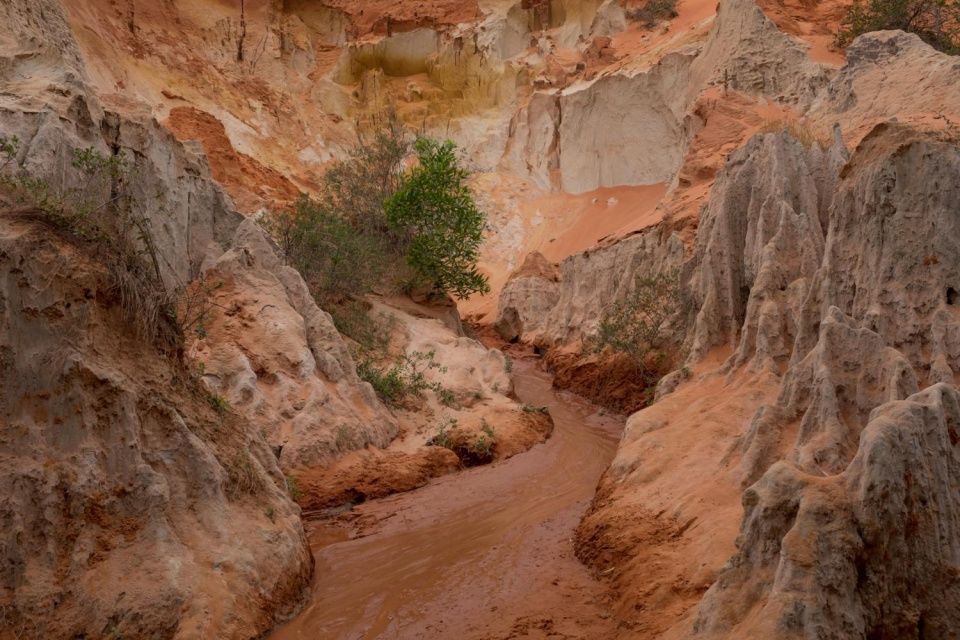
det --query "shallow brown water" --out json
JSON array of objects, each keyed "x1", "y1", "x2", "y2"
[{"x1": 270, "y1": 361, "x2": 623, "y2": 640}]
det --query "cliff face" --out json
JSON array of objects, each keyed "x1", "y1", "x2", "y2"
[
  {"x1": 0, "y1": 214, "x2": 312, "y2": 640},
  {"x1": 0, "y1": 0, "x2": 383, "y2": 634},
  {"x1": 4, "y1": 0, "x2": 960, "y2": 637},
  {"x1": 688, "y1": 120, "x2": 960, "y2": 639},
  {"x1": 550, "y1": 34, "x2": 960, "y2": 637}
]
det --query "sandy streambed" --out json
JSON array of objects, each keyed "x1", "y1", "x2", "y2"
[{"x1": 270, "y1": 361, "x2": 624, "y2": 639}]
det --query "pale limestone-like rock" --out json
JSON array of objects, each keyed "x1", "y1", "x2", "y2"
[
  {"x1": 556, "y1": 51, "x2": 695, "y2": 193},
  {"x1": 685, "y1": 130, "x2": 847, "y2": 369},
  {"x1": 589, "y1": 0, "x2": 627, "y2": 38},
  {"x1": 689, "y1": 121, "x2": 960, "y2": 637},
  {"x1": 695, "y1": 383, "x2": 960, "y2": 639},
  {"x1": 495, "y1": 251, "x2": 561, "y2": 342},
  {"x1": 567, "y1": 33, "x2": 960, "y2": 635},
  {"x1": 494, "y1": 224, "x2": 685, "y2": 348},
  {"x1": 0, "y1": 218, "x2": 312, "y2": 639},
  {"x1": 0, "y1": 0, "x2": 242, "y2": 285},
  {"x1": 687, "y1": 0, "x2": 830, "y2": 107},
  {"x1": 544, "y1": 227, "x2": 686, "y2": 345},
  {"x1": 194, "y1": 219, "x2": 397, "y2": 470},
  {"x1": 810, "y1": 31, "x2": 960, "y2": 137}
]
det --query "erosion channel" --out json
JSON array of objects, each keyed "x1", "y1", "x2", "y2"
[{"x1": 271, "y1": 361, "x2": 624, "y2": 639}]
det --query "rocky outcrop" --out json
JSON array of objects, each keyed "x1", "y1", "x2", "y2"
[
  {"x1": 0, "y1": 0, "x2": 394, "y2": 634},
  {"x1": 495, "y1": 251, "x2": 560, "y2": 342},
  {"x1": 695, "y1": 383, "x2": 960, "y2": 639},
  {"x1": 500, "y1": 226, "x2": 685, "y2": 348},
  {"x1": 561, "y1": 29, "x2": 960, "y2": 636},
  {"x1": 687, "y1": 121, "x2": 960, "y2": 635},
  {"x1": 685, "y1": 130, "x2": 847, "y2": 369},
  {"x1": 554, "y1": 51, "x2": 696, "y2": 193},
  {"x1": 0, "y1": 216, "x2": 312, "y2": 639},
  {"x1": 809, "y1": 30, "x2": 960, "y2": 138},
  {"x1": 192, "y1": 219, "x2": 397, "y2": 471},
  {"x1": 503, "y1": 0, "x2": 831, "y2": 195},
  {"x1": 687, "y1": 0, "x2": 830, "y2": 107}
]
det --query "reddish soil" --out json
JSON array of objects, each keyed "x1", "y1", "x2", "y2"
[
  {"x1": 295, "y1": 447, "x2": 462, "y2": 514},
  {"x1": 164, "y1": 106, "x2": 299, "y2": 213},
  {"x1": 756, "y1": 0, "x2": 852, "y2": 64},
  {"x1": 293, "y1": 410, "x2": 555, "y2": 513},
  {"x1": 546, "y1": 348, "x2": 670, "y2": 415},
  {"x1": 269, "y1": 362, "x2": 625, "y2": 639}
]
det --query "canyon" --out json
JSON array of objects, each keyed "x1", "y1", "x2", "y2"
[{"x1": 1, "y1": 0, "x2": 959, "y2": 639}]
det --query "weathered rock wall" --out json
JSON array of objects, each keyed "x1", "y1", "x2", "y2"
[
  {"x1": 0, "y1": 216, "x2": 313, "y2": 639},
  {"x1": 0, "y1": 0, "x2": 395, "y2": 635},
  {"x1": 501, "y1": 27, "x2": 960, "y2": 636}
]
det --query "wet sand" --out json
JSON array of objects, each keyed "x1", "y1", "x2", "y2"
[{"x1": 270, "y1": 360, "x2": 623, "y2": 639}]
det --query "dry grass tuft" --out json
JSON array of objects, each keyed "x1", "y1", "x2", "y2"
[{"x1": 758, "y1": 118, "x2": 832, "y2": 150}]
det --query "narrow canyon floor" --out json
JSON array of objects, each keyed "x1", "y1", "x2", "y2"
[{"x1": 270, "y1": 361, "x2": 623, "y2": 639}]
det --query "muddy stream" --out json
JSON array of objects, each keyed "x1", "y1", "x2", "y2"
[{"x1": 271, "y1": 361, "x2": 623, "y2": 639}]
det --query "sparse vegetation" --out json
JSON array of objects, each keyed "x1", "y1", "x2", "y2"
[
  {"x1": 356, "y1": 349, "x2": 451, "y2": 406},
  {"x1": 627, "y1": 0, "x2": 679, "y2": 27},
  {"x1": 481, "y1": 419, "x2": 496, "y2": 439},
  {"x1": 427, "y1": 416, "x2": 498, "y2": 466},
  {"x1": 269, "y1": 193, "x2": 395, "y2": 306},
  {"x1": 427, "y1": 416, "x2": 458, "y2": 449},
  {"x1": 266, "y1": 121, "x2": 410, "y2": 310},
  {"x1": 504, "y1": 356, "x2": 513, "y2": 373},
  {"x1": 472, "y1": 433, "x2": 494, "y2": 458},
  {"x1": 224, "y1": 452, "x2": 263, "y2": 497},
  {"x1": 330, "y1": 302, "x2": 396, "y2": 355},
  {"x1": 521, "y1": 403, "x2": 548, "y2": 414},
  {"x1": 590, "y1": 270, "x2": 685, "y2": 383},
  {"x1": 286, "y1": 475, "x2": 303, "y2": 502},
  {"x1": 0, "y1": 139, "x2": 216, "y2": 355},
  {"x1": 267, "y1": 125, "x2": 489, "y2": 418},
  {"x1": 207, "y1": 392, "x2": 230, "y2": 417},
  {"x1": 837, "y1": 0, "x2": 960, "y2": 54},
  {"x1": 269, "y1": 124, "x2": 490, "y2": 311}
]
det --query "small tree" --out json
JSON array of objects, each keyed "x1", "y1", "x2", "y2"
[
  {"x1": 385, "y1": 138, "x2": 490, "y2": 299},
  {"x1": 837, "y1": 0, "x2": 960, "y2": 54},
  {"x1": 591, "y1": 270, "x2": 684, "y2": 380}
]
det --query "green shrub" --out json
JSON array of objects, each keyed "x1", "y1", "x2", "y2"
[
  {"x1": 266, "y1": 122, "x2": 411, "y2": 306},
  {"x1": 481, "y1": 419, "x2": 495, "y2": 438},
  {"x1": 591, "y1": 270, "x2": 685, "y2": 380},
  {"x1": 472, "y1": 433, "x2": 494, "y2": 458},
  {"x1": 427, "y1": 416, "x2": 457, "y2": 449},
  {"x1": 426, "y1": 417, "x2": 497, "y2": 466},
  {"x1": 330, "y1": 301, "x2": 395, "y2": 354},
  {"x1": 385, "y1": 138, "x2": 490, "y2": 299},
  {"x1": 837, "y1": 0, "x2": 960, "y2": 53},
  {"x1": 322, "y1": 121, "x2": 409, "y2": 240}
]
